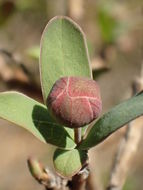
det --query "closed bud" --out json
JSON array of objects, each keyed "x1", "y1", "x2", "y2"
[{"x1": 47, "y1": 77, "x2": 102, "y2": 128}]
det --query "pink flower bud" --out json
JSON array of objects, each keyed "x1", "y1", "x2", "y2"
[{"x1": 47, "y1": 77, "x2": 102, "y2": 128}]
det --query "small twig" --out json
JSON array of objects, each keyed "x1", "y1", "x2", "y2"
[
  {"x1": 27, "y1": 157, "x2": 68, "y2": 190},
  {"x1": 106, "y1": 63, "x2": 143, "y2": 190},
  {"x1": 106, "y1": 121, "x2": 142, "y2": 190}
]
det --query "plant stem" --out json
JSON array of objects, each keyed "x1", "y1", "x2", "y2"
[
  {"x1": 71, "y1": 167, "x2": 89, "y2": 190},
  {"x1": 74, "y1": 128, "x2": 81, "y2": 144}
]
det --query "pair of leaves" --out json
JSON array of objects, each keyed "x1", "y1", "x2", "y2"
[{"x1": 1, "y1": 16, "x2": 143, "y2": 178}]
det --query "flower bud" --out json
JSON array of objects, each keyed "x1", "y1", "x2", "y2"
[{"x1": 47, "y1": 77, "x2": 102, "y2": 128}]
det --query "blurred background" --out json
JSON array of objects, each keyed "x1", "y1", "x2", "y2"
[{"x1": 0, "y1": 0, "x2": 143, "y2": 189}]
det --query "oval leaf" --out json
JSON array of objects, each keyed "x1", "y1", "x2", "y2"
[
  {"x1": 0, "y1": 91, "x2": 75, "y2": 149},
  {"x1": 53, "y1": 148, "x2": 88, "y2": 178},
  {"x1": 40, "y1": 16, "x2": 92, "y2": 103},
  {"x1": 79, "y1": 91, "x2": 143, "y2": 149}
]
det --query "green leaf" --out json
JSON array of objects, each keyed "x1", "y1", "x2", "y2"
[
  {"x1": 40, "y1": 16, "x2": 92, "y2": 103},
  {"x1": 0, "y1": 92, "x2": 76, "y2": 149},
  {"x1": 79, "y1": 91, "x2": 143, "y2": 150},
  {"x1": 53, "y1": 148, "x2": 88, "y2": 178}
]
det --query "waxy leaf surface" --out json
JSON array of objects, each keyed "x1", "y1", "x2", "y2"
[
  {"x1": 79, "y1": 91, "x2": 143, "y2": 149},
  {"x1": 40, "y1": 16, "x2": 91, "y2": 103},
  {"x1": 53, "y1": 148, "x2": 88, "y2": 178},
  {"x1": 0, "y1": 92, "x2": 75, "y2": 149}
]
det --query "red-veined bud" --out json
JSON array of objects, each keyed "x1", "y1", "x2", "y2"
[{"x1": 47, "y1": 77, "x2": 102, "y2": 128}]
